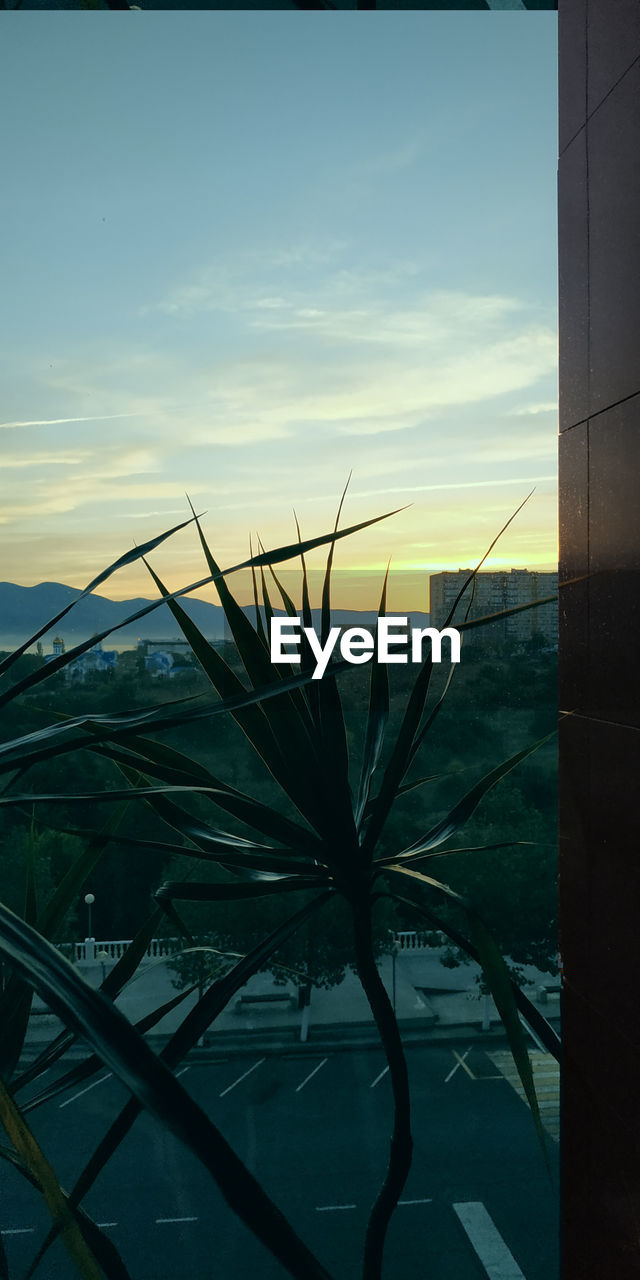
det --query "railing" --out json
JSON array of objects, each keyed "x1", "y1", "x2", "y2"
[
  {"x1": 393, "y1": 931, "x2": 427, "y2": 951},
  {"x1": 68, "y1": 933, "x2": 435, "y2": 962},
  {"x1": 72, "y1": 938, "x2": 182, "y2": 963}
]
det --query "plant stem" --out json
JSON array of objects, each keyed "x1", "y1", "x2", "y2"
[{"x1": 351, "y1": 897, "x2": 413, "y2": 1280}]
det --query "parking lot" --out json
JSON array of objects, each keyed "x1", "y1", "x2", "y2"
[{"x1": 4, "y1": 1045, "x2": 559, "y2": 1279}]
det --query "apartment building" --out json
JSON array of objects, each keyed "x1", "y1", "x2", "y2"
[{"x1": 428, "y1": 568, "x2": 558, "y2": 647}]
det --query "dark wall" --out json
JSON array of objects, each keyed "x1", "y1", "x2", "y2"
[{"x1": 558, "y1": 2, "x2": 640, "y2": 1276}]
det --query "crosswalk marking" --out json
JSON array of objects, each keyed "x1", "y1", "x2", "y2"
[
  {"x1": 453, "y1": 1202, "x2": 525, "y2": 1279},
  {"x1": 489, "y1": 1049, "x2": 560, "y2": 1141}
]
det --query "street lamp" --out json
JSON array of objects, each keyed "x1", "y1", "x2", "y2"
[
  {"x1": 96, "y1": 949, "x2": 109, "y2": 984},
  {"x1": 84, "y1": 892, "x2": 95, "y2": 940}
]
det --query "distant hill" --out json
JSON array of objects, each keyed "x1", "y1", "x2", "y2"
[
  {"x1": 0, "y1": 582, "x2": 226, "y2": 650},
  {"x1": 0, "y1": 582, "x2": 429, "y2": 652}
]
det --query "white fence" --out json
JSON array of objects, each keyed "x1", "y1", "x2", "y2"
[
  {"x1": 73, "y1": 937, "x2": 182, "y2": 963},
  {"x1": 67, "y1": 932, "x2": 432, "y2": 964},
  {"x1": 393, "y1": 931, "x2": 429, "y2": 951}
]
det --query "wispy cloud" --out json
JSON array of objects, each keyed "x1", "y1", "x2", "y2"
[
  {"x1": 514, "y1": 401, "x2": 558, "y2": 416},
  {"x1": 248, "y1": 289, "x2": 523, "y2": 346},
  {"x1": 0, "y1": 413, "x2": 142, "y2": 430},
  {"x1": 8, "y1": 289, "x2": 555, "y2": 457},
  {"x1": 466, "y1": 431, "x2": 557, "y2": 465},
  {"x1": 209, "y1": 474, "x2": 556, "y2": 513},
  {"x1": 141, "y1": 241, "x2": 349, "y2": 318},
  {"x1": 2, "y1": 453, "x2": 86, "y2": 468}
]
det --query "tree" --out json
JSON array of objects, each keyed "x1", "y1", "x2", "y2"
[{"x1": 413, "y1": 778, "x2": 558, "y2": 975}]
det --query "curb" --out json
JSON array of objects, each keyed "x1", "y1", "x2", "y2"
[{"x1": 21, "y1": 1015, "x2": 561, "y2": 1065}]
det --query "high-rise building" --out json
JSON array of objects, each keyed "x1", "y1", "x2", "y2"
[{"x1": 428, "y1": 568, "x2": 558, "y2": 647}]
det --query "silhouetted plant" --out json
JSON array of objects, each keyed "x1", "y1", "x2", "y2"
[{"x1": 0, "y1": 496, "x2": 559, "y2": 1280}]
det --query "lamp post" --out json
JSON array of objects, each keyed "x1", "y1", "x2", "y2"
[
  {"x1": 96, "y1": 949, "x2": 109, "y2": 985},
  {"x1": 388, "y1": 930, "x2": 398, "y2": 1015},
  {"x1": 84, "y1": 893, "x2": 95, "y2": 939}
]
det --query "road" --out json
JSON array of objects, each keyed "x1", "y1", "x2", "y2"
[{"x1": 3, "y1": 1045, "x2": 559, "y2": 1279}]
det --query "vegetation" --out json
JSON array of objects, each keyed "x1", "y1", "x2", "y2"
[{"x1": 0, "y1": 498, "x2": 559, "y2": 1280}]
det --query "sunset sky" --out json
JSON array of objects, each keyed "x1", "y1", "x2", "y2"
[{"x1": 1, "y1": 13, "x2": 557, "y2": 612}]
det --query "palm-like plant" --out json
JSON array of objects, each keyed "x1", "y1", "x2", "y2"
[{"x1": 0, "y1": 496, "x2": 559, "y2": 1280}]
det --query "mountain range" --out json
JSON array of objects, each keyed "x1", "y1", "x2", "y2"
[{"x1": 0, "y1": 582, "x2": 429, "y2": 652}]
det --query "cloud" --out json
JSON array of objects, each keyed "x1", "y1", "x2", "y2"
[
  {"x1": 208, "y1": 474, "x2": 556, "y2": 513},
  {"x1": 1, "y1": 263, "x2": 557, "y2": 591},
  {"x1": 0, "y1": 412, "x2": 142, "y2": 430},
  {"x1": 2, "y1": 453, "x2": 87, "y2": 468},
  {"x1": 514, "y1": 401, "x2": 558, "y2": 416},
  {"x1": 123, "y1": 509, "x2": 193, "y2": 519},
  {"x1": 141, "y1": 241, "x2": 348, "y2": 318},
  {"x1": 10, "y1": 288, "x2": 556, "y2": 457},
  {"x1": 248, "y1": 289, "x2": 523, "y2": 347},
  {"x1": 69, "y1": 448, "x2": 162, "y2": 483},
  {"x1": 253, "y1": 297, "x2": 289, "y2": 310},
  {"x1": 465, "y1": 432, "x2": 557, "y2": 465}
]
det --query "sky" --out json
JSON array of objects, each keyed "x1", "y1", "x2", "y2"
[{"x1": 0, "y1": 13, "x2": 557, "y2": 612}]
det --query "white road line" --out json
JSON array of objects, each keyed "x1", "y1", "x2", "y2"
[
  {"x1": 398, "y1": 1199, "x2": 433, "y2": 1206},
  {"x1": 295, "y1": 1058, "x2": 328, "y2": 1093},
  {"x1": 97, "y1": 1223, "x2": 118, "y2": 1229},
  {"x1": 370, "y1": 1066, "x2": 389, "y2": 1089},
  {"x1": 59, "y1": 1073, "x2": 113, "y2": 1108},
  {"x1": 1, "y1": 1228, "x2": 34, "y2": 1236},
  {"x1": 445, "y1": 1049, "x2": 471, "y2": 1083},
  {"x1": 175, "y1": 1067, "x2": 189, "y2": 1078},
  {"x1": 219, "y1": 1058, "x2": 266, "y2": 1098},
  {"x1": 453, "y1": 1202, "x2": 526, "y2": 1279},
  {"x1": 155, "y1": 1217, "x2": 198, "y2": 1225},
  {"x1": 315, "y1": 1205, "x2": 357, "y2": 1212}
]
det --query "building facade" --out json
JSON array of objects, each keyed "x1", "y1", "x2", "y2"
[
  {"x1": 428, "y1": 569, "x2": 558, "y2": 647},
  {"x1": 559, "y1": 3, "x2": 640, "y2": 1276}
]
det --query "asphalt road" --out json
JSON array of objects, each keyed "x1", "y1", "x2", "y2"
[{"x1": 3, "y1": 1046, "x2": 559, "y2": 1280}]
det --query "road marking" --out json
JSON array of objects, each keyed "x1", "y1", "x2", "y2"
[
  {"x1": 175, "y1": 1067, "x2": 189, "y2": 1078},
  {"x1": 370, "y1": 1066, "x2": 389, "y2": 1089},
  {"x1": 97, "y1": 1223, "x2": 118, "y2": 1229},
  {"x1": 59, "y1": 1073, "x2": 113, "y2": 1108},
  {"x1": 219, "y1": 1058, "x2": 266, "y2": 1098},
  {"x1": 155, "y1": 1217, "x2": 198, "y2": 1225},
  {"x1": 453, "y1": 1202, "x2": 525, "y2": 1279},
  {"x1": 445, "y1": 1049, "x2": 474, "y2": 1083},
  {"x1": 1, "y1": 1228, "x2": 34, "y2": 1236},
  {"x1": 315, "y1": 1204, "x2": 357, "y2": 1212},
  {"x1": 398, "y1": 1199, "x2": 433, "y2": 1206},
  {"x1": 295, "y1": 1058, "x2": 328, "y2": 1093},
  {"x1": 490, "y1": 1050, "x2": 560, "y2": 1141}
]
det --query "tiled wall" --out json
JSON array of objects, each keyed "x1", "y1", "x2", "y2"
[{"x1": 558, "y1": 2, "x2": 640, "y2": 1275}]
